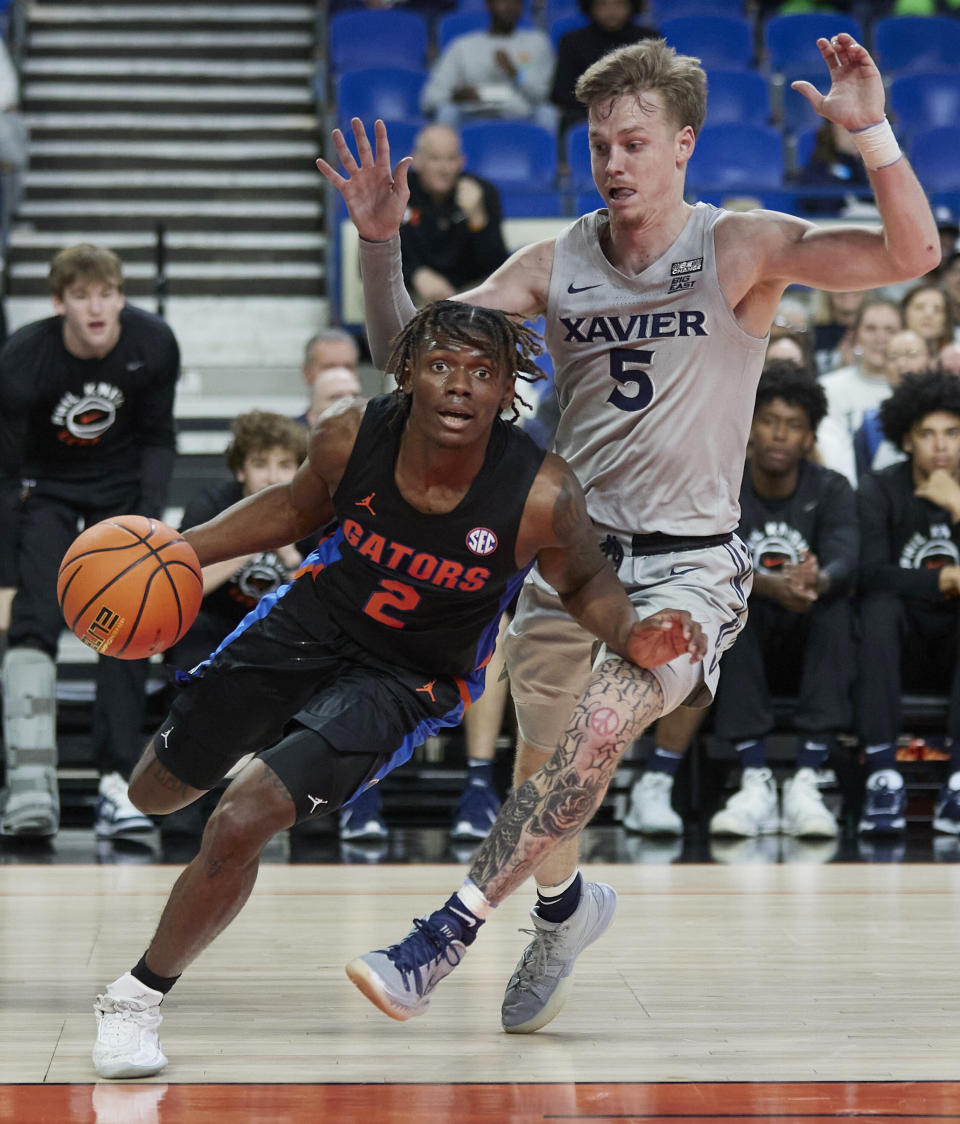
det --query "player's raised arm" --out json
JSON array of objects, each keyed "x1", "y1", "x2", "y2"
[
  {"x1": 519, "y1": 454, "x2": 706, "y2": 668},
  {"x1": 757, "y1": 34, "x2": 940, "y2": 290},
  {"x1": 317, "y1": 118, "x2": 553, "y2": 368},
  {"x1": 182, "y1": 399, "x2": 363, "y2": 566}
]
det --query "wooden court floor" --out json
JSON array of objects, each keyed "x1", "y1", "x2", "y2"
[{"x1": 3, "y1": 859, "x2": 960, "y2": 1122}]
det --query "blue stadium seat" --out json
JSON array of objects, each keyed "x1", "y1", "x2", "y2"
[
  {"x1": 704, "y1": 70, "x2": 770, "y2": 128},
  {"x1": 649, "y1": 0, "x2": 738, "y2": 19},
  {"x1": 686, "y1": 123, "x2": 784, "y2": 192},
  {"x1": 794, "y1": 127, "x2": 817, "y2": 171},
  {"x1": 551, "y1": 12, "x2": 590, "y2": 47},
  {"x1": 329, "y1": 10, "x2": 429, "y2": 72},
  {"x1": 910, "y1": 127, "x2": 960, "y2": 193},
  {"x1": 336, "y1": 68, "x2": 428, "y2": 130},
  {"x1": 377, "y1": 119, "x2": 424, "y2": 162},
  {"x1": 779, "y1": 69, "x2": 823, "y2": 138},
  {"x1": 890, "y1": 72, "x2": 960, "y2": 141},
  {"x1": 544, "y1": 0, "x2": 581, "y2": 23},
  {"x1": 576, "y1": 188, "x2": 604, "y2": 214},
  {"x1": 873, "y1": 16, "x2": 960, "y2": 74},
  {"x1": 500, "y1": 190, "x2": 566, "y2": 217},
  {"x1": 436, "y1": 9, "x2": 533, "y2": 50},
  {"x1": 658, "y1": 16, "x2": 754, "y2": 70},
  {"x1": 460, "y1": 120, "x2": 557, "y2": 190},
  {"x1": 565, "y1": 121, "x2": 593, "y2": 191},
  {"x1": 764, "y1": 13, "x2": 862, "y2": 77}
]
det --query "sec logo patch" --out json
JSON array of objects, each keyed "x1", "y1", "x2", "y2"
[{"x1": 466, "y1": 527, "x2": 498, "y2": 555}]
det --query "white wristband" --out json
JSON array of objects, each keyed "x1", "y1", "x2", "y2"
[{"x1": 851, "y1": 117, "x2": 902, "y2": 171}]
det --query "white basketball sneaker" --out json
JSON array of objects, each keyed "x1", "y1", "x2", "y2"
[
  {"x1": 93, "y1": 973, "x2": 167, "y2": 1079},
  {"x1": 623, "y1": 772, "x2": 683, "y2": 835},
  {"x1": 781, "y1": 768, "x2": 838, "y2": 838},
  {"x1": 709, "y1": 766, "x2": 780, "y2": 837}
]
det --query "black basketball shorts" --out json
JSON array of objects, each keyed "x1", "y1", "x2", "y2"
[{"x1": 153, "y1": 574, "x2": 477, "y2": 821}]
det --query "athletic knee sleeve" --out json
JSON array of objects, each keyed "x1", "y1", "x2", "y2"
[{"x1": 2, "y1": 646, "x2": 57, "y2": 771}]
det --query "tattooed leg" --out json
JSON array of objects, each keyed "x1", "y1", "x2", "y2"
[
  {"x1": 469, "y1": 660, "x2": 666, "y2": 905},
  {"x1": 128, "y1": 738, "x2": 207, "y2": 815},
  {"x1": 142, "y1": 758, "x2": 296, "y2": 977}
]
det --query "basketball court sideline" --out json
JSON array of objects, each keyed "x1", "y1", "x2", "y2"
[{"x1": 2, "y1": 859, "x2": 960, "y2": 1123}]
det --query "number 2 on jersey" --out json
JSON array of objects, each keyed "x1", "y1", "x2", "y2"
[
  {"x1": 607, "y1": 347, "x2": 654, "y2": 412},
  {"x1": 364, "y1": 578, "x2": 420, "y2": 628}
]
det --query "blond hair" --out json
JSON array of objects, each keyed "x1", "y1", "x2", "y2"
[
  {"x1": 48, "y1": 243, "x2": 124, "y2": 299},
  {"x1": 575, "y1": 38, "x2": 707, "y2": 136}
]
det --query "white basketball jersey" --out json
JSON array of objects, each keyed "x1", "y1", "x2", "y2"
[{"x1": 544, "y1": 203, "x2": 767, "y2": 537}]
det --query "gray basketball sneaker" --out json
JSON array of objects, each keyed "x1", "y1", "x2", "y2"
[
  {"x1": 501, "y1": 881, "x2": 617, "y2": 1034},
  {"x1": 346, "y1": 915, "x2": 467, "y2": 1020}
]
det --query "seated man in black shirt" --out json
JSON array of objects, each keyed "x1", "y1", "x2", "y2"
[
  {"x1": 400, "y1": 124, "x2": 508, "y2": 306},
  {"x1": 857, "y1": 371, "x2": 960, "y2": 838},
  {"x1": 708, "y1": 361, "x2": 858, "y2": 842},
  {"x1": 550, "y1": 0, "x2": 656, "y2": 138},
  {"x1": 0, "y1": 243, "x2": 180, "y2": 840}
]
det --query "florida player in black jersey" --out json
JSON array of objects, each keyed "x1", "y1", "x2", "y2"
[{"x1": 90, "y1": 300, "x2": 705, "y2": 1080}]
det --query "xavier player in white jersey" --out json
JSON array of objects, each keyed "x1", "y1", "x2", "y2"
[{"x1": 318, "y1": 34, "x2": 940, "y2": 1030}]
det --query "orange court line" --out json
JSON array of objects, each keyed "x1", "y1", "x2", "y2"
[{"x1": 4, "y1": 1081, "x2": 960, "y2": 1124}]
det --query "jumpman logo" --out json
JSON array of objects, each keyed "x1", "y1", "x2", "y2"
[
  {"x1": 159, "y1": 727, "x2": 173, "y2": 749},
  {"x1": 416, "y1": 680, "x2": 437, "y2": 703},
  {"x1": 355, "y1": 493, "x2": 376, "y2": 516},
  {"x1": 307, "y1": 794, "x2": 328, "y2": 814}
]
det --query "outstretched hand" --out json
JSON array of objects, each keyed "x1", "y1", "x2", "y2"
[
  {"x1": 316, "y1": 118, "x2": 412, "y2": 242},
  {"x1": 625, "y1": 609, "x2": 706, "y2": 669},
  {"x1": 791, "y1": 33, "x2": 886, "y2": 132}
]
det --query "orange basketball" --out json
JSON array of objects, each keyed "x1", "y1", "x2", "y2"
[{"x1": 57, "y1": 515, "x2": 203, "y2": 660}]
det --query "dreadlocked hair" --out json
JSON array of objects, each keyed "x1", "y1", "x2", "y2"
[
  {"x1": 879, "y1": 369, "x2": 960, "y2": 450},
  {"x1": 384, "y1": 300, "x2": 546, "y2": 423},
  {"x1": 755, "y1": 359, "x2": 827, "y2": 431}
]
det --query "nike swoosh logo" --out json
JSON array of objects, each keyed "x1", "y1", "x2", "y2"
[
  {"x1": 567, "y1": 282, "x2": 602, "y2": 294},
  {"x1": 670, "y1": 565, "x2": 701, "y2": 576}
]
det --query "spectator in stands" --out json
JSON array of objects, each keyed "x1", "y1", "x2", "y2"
[
  {"x1": 706, "y1": 362, "x2": 856, "y2": 841},
  {"x1": 550, "y1": 0, "x2": 657, "y2": 138},
  {"x1": 902, "y1": 282, "x2": 955, "y2": 364},
  {"x1": 938, "y1": 251, "x2": 960, "y2": 328},
  {"x1": 400, "y1": 124, "x2": 509, "y2": 305},
  {"x1": 939, "y1": 340, "x2": 960, "y2": 375},
  {"x1": 856, "y1": 370, "x2": 960, "y2": 838},
  {"x1": 302, "y1": 328, "x2": 359, "y2": 387},
  {"x1": 161, "y1": 411, "x2": 315, "y2": 841},
  {"x1": 816, "y1": 296, "x2": 903, "y2": 485},
  {"x1": 297, "y1": 366, "x2": 361, "y2": 431},
  {"x1": 768, "y1": 296, "x2": 815, "y2": 369},
  {"x1": 850, "y1": 328, "x2": 928, "y2": 480},
  {"x1": 766, "y1": 332, "x2": 809, "y2": 367},
  {"x1": 0, "y1": 243, "x2": 180, "y2": 841},
  {"x1": 295, "y1": 329, "x2": 361, "y2": 427},
  {"x1": 791, "y1": 119, "x2": 871, "y2": 217},
  {"x1": 420, "y1": 0, "x2": 557, "y2": 131},
  {"x1": 812, "y1": 288, "x2": 864, "y2": 375},
  {"x1": 933, "y1": 205, "x2": 958, "y2": 262}
]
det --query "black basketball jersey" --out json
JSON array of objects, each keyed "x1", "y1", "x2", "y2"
[{"x1": 313, "y1": 394, "x2": 546, "y2": 677}]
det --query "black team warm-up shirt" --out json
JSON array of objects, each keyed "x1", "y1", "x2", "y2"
[{"x1": 0, "y1": 305, "x2": 180, "y2": 533}]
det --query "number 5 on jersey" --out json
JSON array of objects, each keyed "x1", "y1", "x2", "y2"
[{"x1": 607, "y1": 347, "x2": 654, "y2": 412}]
